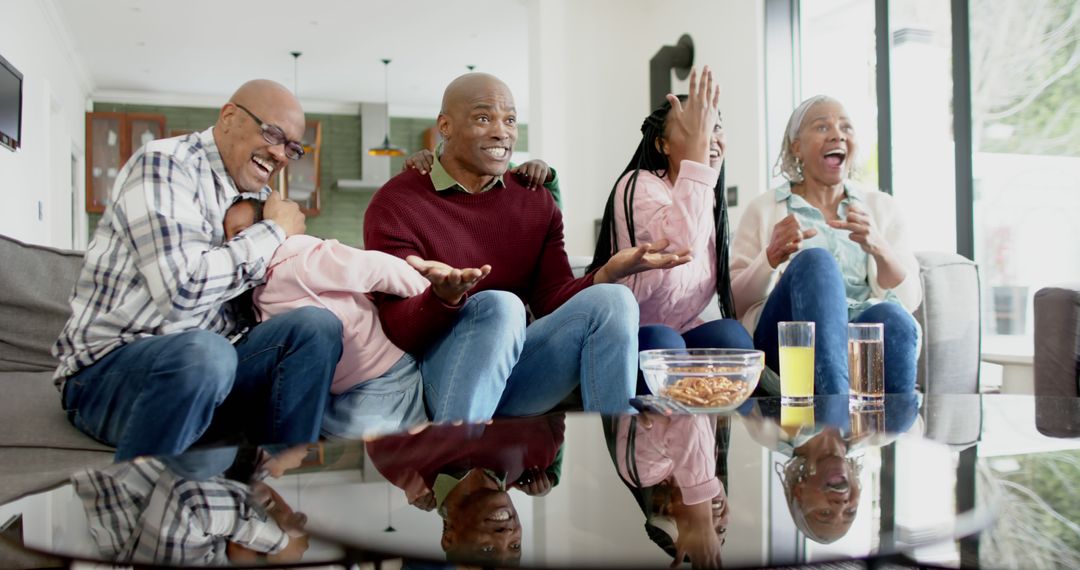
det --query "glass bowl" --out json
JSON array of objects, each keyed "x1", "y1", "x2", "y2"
[{"x1": 639, "y1": 348, "x2": 765, "y2": 412}]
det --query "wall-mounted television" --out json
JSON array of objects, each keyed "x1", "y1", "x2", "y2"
[{"x1": 0, "y1": 53, "x2": 23, "y2": 151}]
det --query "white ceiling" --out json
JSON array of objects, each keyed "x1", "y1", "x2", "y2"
[{"x1": 54, "y1": 0, "x2": 531, "y2": 117}]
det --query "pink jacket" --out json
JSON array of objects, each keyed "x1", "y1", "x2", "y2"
[
  {"x1": 253, "y1": 235, "x2": 429, "y2": 394},
  {"x1": 613, "y1": 160, "x2": 719, "y2": 333},
  {"x1": 615, "y1": 415, "x2": 722, "y2": 506}
]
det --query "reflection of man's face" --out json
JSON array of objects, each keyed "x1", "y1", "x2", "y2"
[
  {"x1": 443, "y1": 483, "x2": 522, "y2": 564},
  {"x1": 793, "y1": 455, "x2": 861, "y2": 541}
]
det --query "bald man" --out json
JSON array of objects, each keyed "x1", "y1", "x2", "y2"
[
  {"x1": 54, "y1": 80, "x2": 343, "y2": 461},
  {"x1": 364, "y1": 73, "x2": 689, "y2": 421}
]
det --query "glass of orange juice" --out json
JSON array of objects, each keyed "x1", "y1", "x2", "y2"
[{"x1": 778, "y1": 321, "x2": 815, "y2": 403}]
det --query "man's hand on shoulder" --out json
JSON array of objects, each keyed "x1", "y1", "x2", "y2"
[
  {"x1": 594, "y1": 238, "x2": 691, "y2": 283},
  {"x1": 406, "y1": 256, "x2": 492, "y2": 306},
  {"x1": 263, "y1": 191, "x2": 305, "y2": 237}
]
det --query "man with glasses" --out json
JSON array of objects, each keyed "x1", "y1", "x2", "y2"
[{"x1": 54, "y1": 79, "x2": 343, "y2": 461}]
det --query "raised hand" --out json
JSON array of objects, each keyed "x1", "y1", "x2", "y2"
[
  {"x1": 402, "y1": 148, "x2": 436, "y2": 175},
  {"x1": 510, "y1": 159, "x2": 553, "y2": 190},
  {"x1": 594, "y1": 238, "x2": 692, "y2": 284},
  {"x1": 766, "y1": 213, "x2": 818, "y2": 268},
  {"x1": 406, "y1": 255, "x2": 491, "y2": 306},
  {"x1": 264, "y1": 190, "x2": 305, "y2": 237},
  {"x1": 664, "y1": 66, "x2": 721, "y2": 166}
]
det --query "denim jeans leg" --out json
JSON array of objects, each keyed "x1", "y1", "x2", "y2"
[
  {"x1": 681, "y1": 318, "x2": 755, "y2": 349},
  {"x1": 852, "y1": 302, "x2": 919, "y2": 393},
  {"x1": 62, "y1": 330, "x2": 237, "y2": 461},
  {"x1": 496, "y1": 284, "x2": 639, "y2": 416},
  {"x1": 321, "y1": 354, "x2": 427, "y2": 439},
  {"x1": 222, "y1": 306, "x2": 343, "y2": 447},
  {"x1": 637, "y1": 324, "x2": 686, "y2": 394},
  {"x1": 418, "y1": 291, "x2": 526, "y2": 422},
  {"x1": 753, "y1": 248, "x2": 850, "y2": 394}
]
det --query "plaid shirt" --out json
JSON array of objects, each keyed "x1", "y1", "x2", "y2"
[
  {"x1": 71, "y1": 457, "x2": 288, "y2": 565},
  {"x1": 52, "y1": 127, "x2": 285, "y2": 383}
]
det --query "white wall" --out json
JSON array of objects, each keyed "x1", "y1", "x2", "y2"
[
  {"x1": 528, "y1": 0, "x2": 767, "y2": 256},
  {"x1": 0, "y1": 0, "x2": 90, "y2": 248}
]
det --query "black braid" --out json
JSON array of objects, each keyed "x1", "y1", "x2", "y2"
[{"x1": 589, "y1": 97, "x2": 737, "y2": 319}]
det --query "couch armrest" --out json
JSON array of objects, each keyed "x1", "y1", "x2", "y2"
[
  {"x1": 913, "y1": 251, "x2": 981, "y2": 394},
  {"x1": 1033, "y1": 286, "x2": 1080, "y2": 399}
]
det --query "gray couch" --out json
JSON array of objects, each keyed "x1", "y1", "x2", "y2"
[
  {"x1": 1033, "y1": 285, "x2": 1080, "y2": 437},
  {"x1": 0, "y1": 234, "x2": 113, "y2": 567}
]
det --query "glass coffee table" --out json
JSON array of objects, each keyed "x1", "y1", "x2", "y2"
[{"x1": 2, "y1": 394, "x2": 1078, "y2": 569}]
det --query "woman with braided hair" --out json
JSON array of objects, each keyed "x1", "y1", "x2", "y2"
[{"x1": 590, "y1": 66, "x2": 752, "y2": 393}]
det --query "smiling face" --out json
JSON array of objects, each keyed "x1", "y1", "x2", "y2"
[
  {"x1": 437, "y1": 73, "x2": 517, "y2": 190},
  {"x1": 708, "y1": 118, "x2": 727, "y2": 171},
  {"x1": 443, "y1": 488, "x2": 522, "y2": 563},
  {"x1": 215, "y1": 80, "x2": 305, "y2": 193},
  {"x1": 793, "y1": 455, "x2": 861, "y2": 542},
  {"x1": 791, "y1": 100, "x2": 856, "y2": 186},
  {"x1": 787, "y1": 427, "x2": 861, "y2": 543}
]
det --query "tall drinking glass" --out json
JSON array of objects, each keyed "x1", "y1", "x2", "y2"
[
  {"x1": 778, "y1": 321, "x2": 815, "y2": 403},
  {"x1": 848, "y1": 323, "x2": 884, "y2": 403}
]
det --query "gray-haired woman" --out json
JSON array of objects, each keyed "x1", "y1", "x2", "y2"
[{"x1": 730, "y1": 95, "x2": 922, "y2": 394}]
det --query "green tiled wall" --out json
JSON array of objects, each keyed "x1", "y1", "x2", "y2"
[{"x1": 87, "y1": 104, "x2": 526, "y2": 245}]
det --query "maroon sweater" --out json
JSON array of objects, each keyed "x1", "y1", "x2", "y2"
[{"x1": 363, "y1": 168, "x2": 595, "y2": 354}]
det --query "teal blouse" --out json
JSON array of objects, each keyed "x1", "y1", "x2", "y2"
[{"x1": 777, "y1": 182, "x2": 902, "y2": 319}]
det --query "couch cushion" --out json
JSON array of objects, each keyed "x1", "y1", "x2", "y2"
[
  {"x1": 913, "y1": 251, "x2": 981, "y2": 394},
  {"x1": 0, "y1": 370, "x2": 112, "y2": 452},
  {"x1": 0, "y1": 234, "x2": 83, "y2": 373}
]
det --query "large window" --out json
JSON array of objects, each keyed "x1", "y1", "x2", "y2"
[
  {"x1": 775, "y1": 0, "x2": 1080, "y2": 360},
  {"x1": 969, "y1": 0, "x2": 1080, "y2": 355},
  {"x1": 800, "y1": 0, "x2": 880, "y2": 191},
  {"x1": 889, "y1": 0, "x2": 957, "y2": 254}
]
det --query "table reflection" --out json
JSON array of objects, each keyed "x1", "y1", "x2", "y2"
[
  {"x1": 367, "y1": 414, "x2": 565, "y2": 567},
  {"x1": 604, "y1": 414, "x2": 729, "y2": 568},
  {"x1": 742, "y1": 393, "x2": 920, "y2": 546},
  {"x1": 69, "y1": 445, "x2": 313, "y2": 566},
  {"x1": 9, "y1": 394, "x2": 1035, "y2": 568}
]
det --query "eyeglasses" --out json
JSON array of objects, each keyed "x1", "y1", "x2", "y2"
[{"x1": 233, "y1": 103, "x2": 306, "y2": 160}]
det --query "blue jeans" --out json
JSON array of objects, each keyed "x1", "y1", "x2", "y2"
[
  {"x1": 63, "y1": 306, "x2": 343, "y2": 461},
  {"x1": 754, "y1": 248, "x2": 918, "y2": 395},
  {"x1": 637, "y1": 319, "x2": 754, "y2": 393},
  {"x1": 418, "y1": 285, "x2": 639, "y2": 421},
  {"x1": 321, "y1": 353, "x2": 426, "y2": 439}
]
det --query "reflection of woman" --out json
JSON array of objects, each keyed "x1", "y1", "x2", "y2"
[
  {"x1": 745, "y1": 394, "x2": 920, "y2": 544},
  {"x1": 605, "y1": 414, "x2": 729, "y2": 568},
  {"x1": 778, "y1": 426, "x2": 862, "y2": 543},
  {"x1": 731, "y1": 95, "x2": 921, "y2": 394},
  {"x1": 366, "y1": 415, "x2": 565, "y2": 566},
  {"x1": 591, "y1": 67, "x2": 751, "y2": 381}
]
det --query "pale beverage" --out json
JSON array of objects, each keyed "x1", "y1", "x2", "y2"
[
  {"x1": 848, "y1": 323, "x2": 884, "y2": 402},
  {"x1": 850, "y1": 406, "x2": 885, "y2": 437}
]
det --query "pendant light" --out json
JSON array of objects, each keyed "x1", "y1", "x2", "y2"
[{"x1": 368, "y1": 58, "x2": 405, "y2": 156}]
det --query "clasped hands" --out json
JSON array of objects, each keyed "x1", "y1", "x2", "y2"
[{"x1": 767, "y1": 204, "x2": 891, "y2": 269}]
